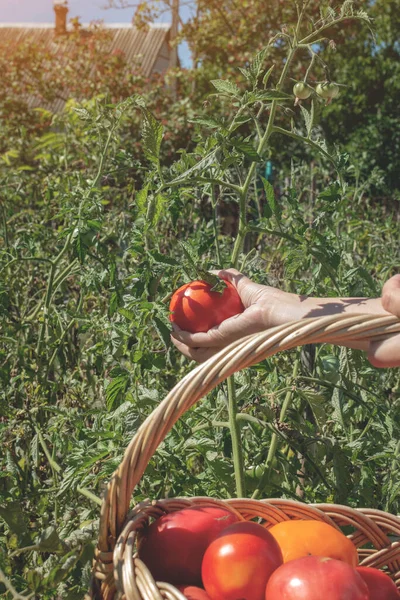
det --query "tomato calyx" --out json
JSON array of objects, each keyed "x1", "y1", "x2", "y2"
[{"x1": 197, "y1": 270, "x2": 227, "y2": 293}]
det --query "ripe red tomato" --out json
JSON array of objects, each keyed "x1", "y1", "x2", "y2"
[
  {"x1": 169, "y1": 279, "x2": 244, "y2": 333},
  {"x1": 138, "y1": 506, "x2": 239, "y2": 585},
  {"x1": 265, "y1": 556, "x2": 369, "y2": 600},
  {"x1": 356, "y1": 566, "x2": 400, "y2": 599},
  {"x1": 177, "y1": 585, "x2": 212, "y2": 600},
  {"x1": 202, "y1": 521, "x2": 283, "y2": 600},
  {"x1": 269, "y1": 519, "x2": 358, "y2": 566}
]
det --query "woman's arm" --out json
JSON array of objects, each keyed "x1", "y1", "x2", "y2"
[{"x1": 171, "y1": 269, "x2": 399, "y2": 366}]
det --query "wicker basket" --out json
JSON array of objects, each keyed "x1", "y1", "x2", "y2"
[{"x1": 89, "y1": 313, "x2": 400, "y2": 599}]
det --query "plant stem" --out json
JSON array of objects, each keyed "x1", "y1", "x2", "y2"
[
  {"x1": 36, "y1": 263, "x2": 56, "y2": 359},
  {"x1": 212, "y1": 185, "x2": 222, "y2": 267},
  {"x1": 0, "y1": 567, "x2": 34, "y2": 600},
  {"x1": 1, "y1": 201, "x2": 9, "y2": 248},
  {"x1": 227, "y1": 376, "x2": 245, "y2": 497},
  {"x1": 231, "y1": 45, "x2": 298, "y2": 267},
  {"x1": 252, "y1": 358, "x2": 300, "y2": 499},
  {"x1": 35, "y1": 426, "x2": 102, "y2": 506}
]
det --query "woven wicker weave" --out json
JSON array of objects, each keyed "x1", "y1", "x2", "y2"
[{"x1": 89, "y1": 313, "x2": 400, "y2": 599}]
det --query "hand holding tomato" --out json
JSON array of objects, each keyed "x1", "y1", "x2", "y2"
[{"x1": 170, "y1": 268, "x2": 287, "y2": 362}]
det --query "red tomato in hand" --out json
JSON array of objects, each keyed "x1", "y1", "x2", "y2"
[
  {"x1": 169, "y1": 280, "x2": 244, "y2": 333},
  {"x1": 265, "y1": 556, "x2": 369, "y2": 600},
  {"x1": 177, "y1": 585, "x2": 212, "y2": 600},
  {"x1": 138, "y1": 506, "x2": 239, "y2": 585},
  {"x1": 202, "y1": 521, "x2": 283, "y2": 600},
  {"x1": 356, "y1": 566, "x2": 400, "y2": 599}
]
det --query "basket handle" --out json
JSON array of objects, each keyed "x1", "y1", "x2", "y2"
[{"x1": 93, "y1": 313, "x2": 400, "y2": 590}]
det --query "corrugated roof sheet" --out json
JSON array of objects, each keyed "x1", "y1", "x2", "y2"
[{"x1": 0, "y1": 22, "x2": 171, "y2": 112}]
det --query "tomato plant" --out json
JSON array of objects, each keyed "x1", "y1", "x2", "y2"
[
  {"x1": 265, "y1": 556, "x2": 369, "y2": 600},
  {"x1": 169, "y1": 280, "x2": 244, "y2": 333},
  {"x1": 268, "y1": 519, "x2": 358, "y2": 566},
  {"x1": 138, "y1": 506, "x2": 239, "y2": 585},
  {"x1": 356, "y1": 567, "x2": 400, "y2": 599},
  {"x1": 202, "y1": 521, "x2": 283, "y2": 600}
]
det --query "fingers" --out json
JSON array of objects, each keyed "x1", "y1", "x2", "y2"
[
  {"x1": 368, "y1": 334, "x2": 400, "y2": 368},
  {"x1": 211, "y1": 268, "x2": 267, "y2": 308},
  {"x1": 381, "y1": 274, "x2": 400, "y2": 318},
  {"x1": 171, "y1": 304, "x2": 266, "y2": 349},
  {"x1": 170, "y1": 335, "x2": 219, "y2": 363}
]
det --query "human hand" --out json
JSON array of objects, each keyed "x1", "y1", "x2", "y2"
[
  {"x1": 170, "y1": 268, "x2": 293, "y2": 363},
  {"x1": 368, "y1": 275, "x2": 400, "y2": 368}
]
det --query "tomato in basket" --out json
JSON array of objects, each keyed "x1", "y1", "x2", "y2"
[
  {"x1": 169, "y1": 279, "x2": 244, "y2": 333},
  {"x1": 265, "y1": 556, "x2": 369, "y2": 600},
  {"x1": 202, "y1": 521, "x2": 283, "y2": 600},
  {"x1": 356, "y1": 566, "x2": 400, "y2": 599},
  {"x1": 268, "y1": 519, "x2": 358, "y2": 566},
  {"x1": 177, "y1": 585, "x2": 211, "y2": 600},
  {"x1": 138, "y1": 506, "x2": 239, "y2": 585}
]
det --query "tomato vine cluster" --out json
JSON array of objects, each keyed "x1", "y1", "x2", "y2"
[{"x1": 293, "y1": 80, "x2": 340, "y2": 102}]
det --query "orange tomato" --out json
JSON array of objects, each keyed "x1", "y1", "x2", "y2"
[{"x1": 269, "y1": 519, "x2": 358, "y2": 567}]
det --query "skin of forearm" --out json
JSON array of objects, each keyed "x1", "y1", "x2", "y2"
[{"x1": 271, "y1": 292, "x2": 389, "y2": 351}]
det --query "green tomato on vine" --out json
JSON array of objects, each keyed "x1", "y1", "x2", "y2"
[
  {"x1": 316, "y1": 82, "x2": 340, "y2": 100},
  {"x1": 293, "y1": 82, "x2": 312, "y2": 100}
]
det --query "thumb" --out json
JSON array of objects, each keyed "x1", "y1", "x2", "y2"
[
  {"x1": 381, "y1": 274, "x2": 400, "y2": 318},
  {"x1": 212, "y1": 268, "x2": 268, "y2": 308}
]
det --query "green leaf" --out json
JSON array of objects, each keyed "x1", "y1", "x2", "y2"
[
  {"x1": 38, "y1": 526, "x2": 66, "y2": 553},
  {"x1": 106, "y1": 373, "x2": 129, "y2": 411},
  {"x1": 231, "y1": 139, "x2": 261, "y2": 162},
  {"x1": 190, "y1": 116, "x2": 226, "y2": 130},
  {"x1": 261, "y1": 177, "x2": 279, "y2": 218},
  {"x1": 153, "y1": 316, "x2": 171, "y2": 349},
  {"x1": 0, "y1": 502, "x2": 30, "y2": 543},
  {"x1": 300, "y1": 390, "x2": 328, "y2": 429},
  {"x1": 109, "y1": 290, "x2": 122, "y2": 317},
  {"x1": 248, "y1": 47, "x2": 269, "y2": 86},
  {"x1": 262, "y1": 65, "x2": 275, "y2": 88},
  {"x1": 73, "y1": 232, "x2": 88, "y2": 264},
  {"x1": 318, "y1": 181, "x2": 342, "y2": 203},
  {"x1": 300, "y1": 104, "x2": 313, "y2": 138},
  {"x1": 86, "y1": 219, "x2": 102, "y2": 231},
  {"x1": 118, "y1": 307, "x2": 136, "y2": 322},
  {"x1": 211, "y1": 79, "x2": 241, "y2": 97},
  {"x1": 141, "y1": 109, "x2": 163, "y2": 165},
  {"x1": 151, "y1": 193, "x2": 167, "y2": 228},
  {"x1": 136, "y1": 184, "x2": 150, "y2": 215},
  {"x1": 148, "y1": 250, "x2": 180, "y2": 266}
]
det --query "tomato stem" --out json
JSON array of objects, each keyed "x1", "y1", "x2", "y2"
[
  {"x1": 251, "y1": 358, "x2": 300, "y2": 500},
  {"x1": 227, "y1": 375, "x2": 246, "y2": 498}
]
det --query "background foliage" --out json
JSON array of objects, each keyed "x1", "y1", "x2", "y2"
[{"x1": 0, "y1": 1, "x2": 399, "y2": 597}]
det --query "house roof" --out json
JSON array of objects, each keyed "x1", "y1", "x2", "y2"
[
  {"x1": 0, "y1": 22, "x2": 171, "y2": 113},
  {"x1": 0, "y1": 22, "x2": 171, "y2": 78}
]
